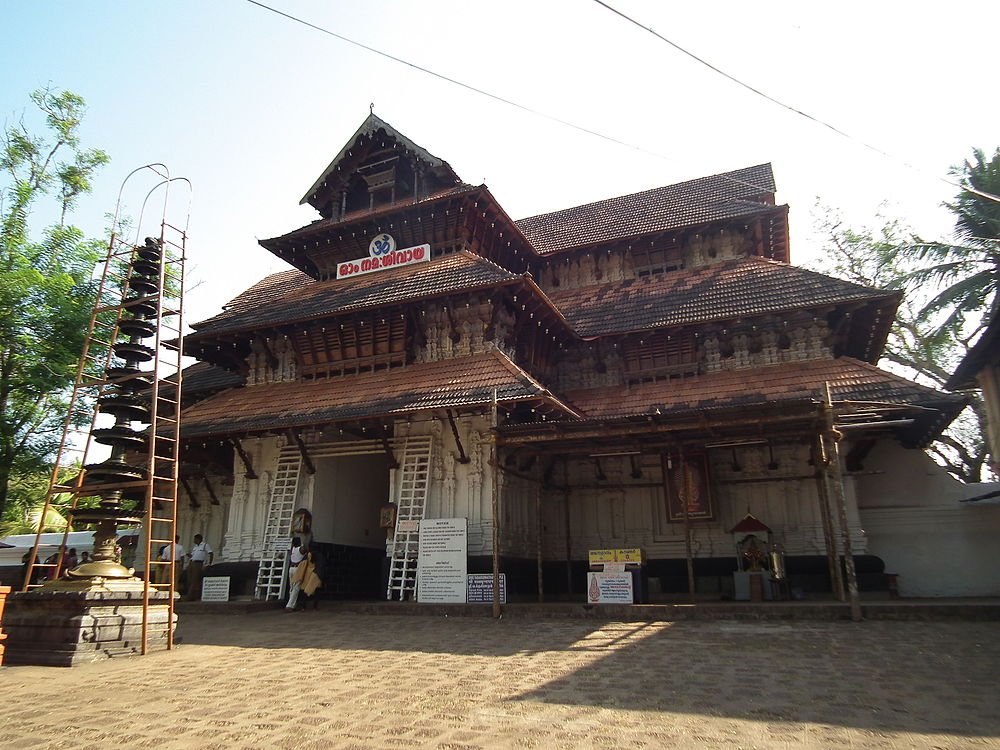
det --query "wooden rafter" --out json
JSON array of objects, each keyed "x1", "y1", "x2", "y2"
[
  {"x1": 229, "y1": 438, "x2": 258, "y2": 479},
  {"x1": 288, "y1": 430, "x2": 316, "y2": 475},
  {"x1": 446, "y1": 410, "x2": 470, "y2": 464}
]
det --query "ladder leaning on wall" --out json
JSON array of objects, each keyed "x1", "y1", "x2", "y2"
[
  {"x1": 386, "y1": 435, "x2": 433, "y2": 601},
  {"x1": 254, "y1": 447, "x2": 302, "y2": 600}
]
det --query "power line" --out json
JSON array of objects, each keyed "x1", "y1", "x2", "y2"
[
  {"x1": 591, "y1": 0, "x2": 1000, "y2": 207},
  {"x1": 243, "y1": 0, "x2": 773, "y2": 198}
]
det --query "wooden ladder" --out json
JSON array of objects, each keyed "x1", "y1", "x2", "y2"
[
  {"x1": 254, "y1": 448, "x2": 302, "y2": 600},
  {"x1": 386, "y1": 435, "x2": 433, "y2": 600}
]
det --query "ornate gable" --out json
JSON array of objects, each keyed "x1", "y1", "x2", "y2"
[{"x1": 301, "y1": 113, "x2": 462, "y2": 219}]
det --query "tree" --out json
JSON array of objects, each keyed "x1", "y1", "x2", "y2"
[
  {"x1": 0, "y1": 86, "x2": 109, "y2": 522},
  {"x1": 812, "y1": 205, "x2": 993, "y2": 482},
  {"x1": 903, "y1": 148, "x2": 1000, "y2": 337}
]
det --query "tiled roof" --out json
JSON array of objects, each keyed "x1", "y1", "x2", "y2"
[
  {"x1": 516, "y1": 164, "x2": 778, "y2": 254},
  {"x1": 189, "y1": 251, "x2": 521, "y2": 338},
  {"x1": 212, "y1": 269, "x2": 313, "y2": 319},
  {"x1": 560, "y1": 356, "x2": 965, "y2": 446},
  {"x1": 947, "y1": 307, "x2": 1000, "y2": 389},
  {"x1": 547, "y1": 257, "x2": 898, "y2": 337},
  {"x1": 263, "y1": 184, "x2": 479, "y2": 248},
  {"x1": 301, "y1": 114, "x2": 460, "y2": 206},
  {"x1": 179, "y1": 350, "x2": 577, "y2": 438},
  {"x1": 173, "y1": 362, "x2": 244, "y2": 395}
]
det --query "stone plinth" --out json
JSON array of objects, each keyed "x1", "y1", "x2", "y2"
[{"x1": 4, "y1": 582, "x2": 177, "y2": 667}]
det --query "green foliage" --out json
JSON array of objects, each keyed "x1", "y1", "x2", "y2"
[
  {"x1": 899, "y1": 148, "x2": 1000, "y2": 337},
  {"x1": 812, "y1": 203, "x2": 993, "y2": 482},
  {"x1": 0, "y1": 86, "x2": 109, "y2": 522}
]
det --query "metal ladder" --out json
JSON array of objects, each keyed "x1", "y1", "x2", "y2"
[
  {"x1": 254, "y1": 448, "x2": 302, "y2": 600},
  {"x1": 386, "y1": 435, "x2": 433, "y2": 600}
]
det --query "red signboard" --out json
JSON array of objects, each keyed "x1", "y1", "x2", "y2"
[
  {"x1": 336, "y1": 243, "x2": 430, "y2": 279},
  {"x1": 663, "y1": 452, "x2": 714, "y2": 522}
]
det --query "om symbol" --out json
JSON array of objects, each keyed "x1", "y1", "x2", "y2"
[{"x1": 370, "y1": 233, "x2": 395, "y2": 257}]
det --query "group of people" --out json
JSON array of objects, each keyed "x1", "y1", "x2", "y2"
[{"x1": 156, "y1": 533, "x2": 214, "y2": 600}]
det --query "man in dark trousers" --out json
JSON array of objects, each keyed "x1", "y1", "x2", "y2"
[{"x1": 186, "y1": 534, "x2": 213, "y2": 601}]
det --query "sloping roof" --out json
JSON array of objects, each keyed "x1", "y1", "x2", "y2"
[
  {"x1": 547, "y1": 257, "x2": 899, "y2": 337},
  {"x1": 561, "y1": 356, "x2": 965, "y2": 447},
  {"x1": 172, "y1": 361, "x2": 244, "y2": 395},
  {"x1": 516, "y1": 164, "x2": 779, "y2": 255},
  {"x1": 179, "y1": 349, "x2": 578, "y2": 438},
  {"x1": 564, "y1": 356, "x2": 962, "y2": 419},
  {"x1": 213, "y1": 269, "x2": 314, "y2": 318},
  {"x1": 300, "y1": 113, "x2": 459, "y2": 206},
  {"x1": 946, "y1": 307, "x2": 1000, "y2": 389},
  {"x1": 189, "y1": 251, "x2": 522, "y2": 338},
  {"x1": 264, "y1": 183, "x2": 479, "y2": 249}
]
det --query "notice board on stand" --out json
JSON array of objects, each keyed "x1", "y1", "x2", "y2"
[{"x1": 416, "y1": 518, "x2": 468, "y2": 603}]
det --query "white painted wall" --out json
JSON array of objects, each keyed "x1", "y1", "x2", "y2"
[{"x1": 856, "y1": 441, "x2": 1000, "y2": 596}]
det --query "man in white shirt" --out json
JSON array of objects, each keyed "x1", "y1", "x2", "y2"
[
  {"x1": 186, "y1": 534, "x2": 213, "y2": 601},
  {"x1": 160, "y1": 535, "x2": 185, "y2": 589}
]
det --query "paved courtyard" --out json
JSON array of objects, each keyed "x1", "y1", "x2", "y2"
[{"x1": 1, "y1": 611, "x2": 999, "y2": 749}]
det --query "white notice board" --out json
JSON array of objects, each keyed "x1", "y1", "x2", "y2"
[
  {"x1": 586, "y1": 571, "x2": 634, "y2": 604},
  {"x1": 201, "y1": 576, "x2": 231, "y2": 602},
  {"x1": 417, "y1": 518, "x2": 468, "y2": 603}
]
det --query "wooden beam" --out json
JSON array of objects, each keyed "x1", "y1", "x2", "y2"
[
  {"x1": 229, "y1": 438, "x2": 258, "y2": 479},
  {"x1": 380, "y1": 425, "x2": 398, "y2": 469},
  {"x1": 823, "y1": 383, "x2": 862, "y2": 622},
  {"x1": 679, "y1": 445, "x2": 696, "y2": 603},
  {"x1": 446, "y1": 410, "x2": 470, "y2": 464},
  {"x1": 288, "y1": 431, "x2": 316, "y2": 475},
  {"x1": 180, "y1": 477, "x2": 200, "y2": 508},
  {"x1": 203, "y1": 476, "x2": 220, "y2": 505}
]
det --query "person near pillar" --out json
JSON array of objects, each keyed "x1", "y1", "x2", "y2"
[
  {"x1": 185, "y1": 534, "x2": 213, "y2": 601},
  {"x1": 285, "y1": 537, "x2": 307, "y2": 612},
  {"x1": 161, "y1": 535, "x2": 185, "y2": 589}
]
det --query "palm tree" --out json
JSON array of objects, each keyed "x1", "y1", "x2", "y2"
[{"x1": 903, "y1": 148, "x2": 1000, "y2": 340}]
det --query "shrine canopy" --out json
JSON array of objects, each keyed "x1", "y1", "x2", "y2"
[{"x1": 729, "y1": 512, "x2": 772, "y2": 536}]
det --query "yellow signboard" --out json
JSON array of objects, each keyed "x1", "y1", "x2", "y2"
[{"x1": 588, "y1": 548, "x2": 644, "y2": 565}]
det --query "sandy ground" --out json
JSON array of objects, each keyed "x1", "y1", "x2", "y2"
[{"x1": 1, "y1": 612, "x2": 999, "y2": 749}]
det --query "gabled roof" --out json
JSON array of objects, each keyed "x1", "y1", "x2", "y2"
[
  {"x1": 547, "y1": 257, "x2": 899, "y2": 338},
  {"x1": 189, "y1": 251, "x2": 523, "y2": 339},
  {"x1": 179, "y1": 349, "x2": 580, "y2": 438},
  {"x1": 300, "y1": 113, "x2": 460, "y2": 208},
  {"x1": 561, "y1": 356, "x2": 965, "y2": 447},
  {"x1": 516, "y1": 164, "x2": 780, "y2": 255},
  {"x1": 947, "y1": 307, "x2": 1000, "y2": 389}
]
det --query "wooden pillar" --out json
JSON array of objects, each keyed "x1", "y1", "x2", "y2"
[
  {"x1": 823, "y1": 384, "x2": 862, "y2": 622},
  {"x1": 679, "y1": 445, "x2": 696, "y2": 603},
  {"x1": 564, "y1": 460, "x2": 573, "y2": 595},
  {"x1": 491, "y1": 390, "x2": 502, "y2": 619},
  {"x1": 536, "y1": 484, "x2": 544, "y2": 603},
  {"x1": 814, "y1": 432, "x2": 845, "y2": 601}
]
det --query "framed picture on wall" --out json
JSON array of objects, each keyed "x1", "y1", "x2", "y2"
[{"x1": 663, "y1": 452, "x2": 714, "y2": 522}]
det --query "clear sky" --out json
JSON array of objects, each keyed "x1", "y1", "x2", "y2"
[{"x1": 3, "y1": 1, "x2": 998, "y2": 326}]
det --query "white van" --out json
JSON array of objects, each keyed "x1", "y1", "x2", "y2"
[{"x1": 0, "y1": 528, "x2": 142, "y2": 586}]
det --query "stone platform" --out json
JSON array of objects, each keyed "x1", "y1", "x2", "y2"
[{"x1": 4, "y1": 584, "x2": 176, "y2": 667}]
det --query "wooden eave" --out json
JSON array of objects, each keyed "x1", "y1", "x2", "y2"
[{"x1": 260, "y1": 185, "x2": 540, "y2": 278}]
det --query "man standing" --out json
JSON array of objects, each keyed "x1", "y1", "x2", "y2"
[
  {"x1": 186, "y1": 534, "x2": 213, "y2": 601},
  {"x1": 161, "y1": 535, "x2": 185, "y2": 590}
]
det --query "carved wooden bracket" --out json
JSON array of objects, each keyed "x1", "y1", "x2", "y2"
[
  {"x1": 446, "y1": 410, "x2": 470, "y2": 464},
  {"x1": 229, "y1": 438, "x2": 258, "y2": 479},
  {"x1": 288, "y1": 430, "x2": 316, "y2": 475}
]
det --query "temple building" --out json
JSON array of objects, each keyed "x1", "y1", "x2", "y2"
[{"x1": 172, "y1": 115, "x2": 994, "y2": 603}]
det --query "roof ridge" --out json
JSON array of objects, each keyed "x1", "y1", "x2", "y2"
[{"x1": 516, "y1": 163, "x2": 774, "y2": 225}]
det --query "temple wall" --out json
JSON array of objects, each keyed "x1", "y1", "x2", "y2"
[
  {"x1": 856, "y1": 441, "x2": 1000, "y2": 596},
  {"x1": 533, "y1": 443, "x2": 865, "y2": 563},
  {"x1": 536, "y1": 228, "x2": 747, "y2": 293}
]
